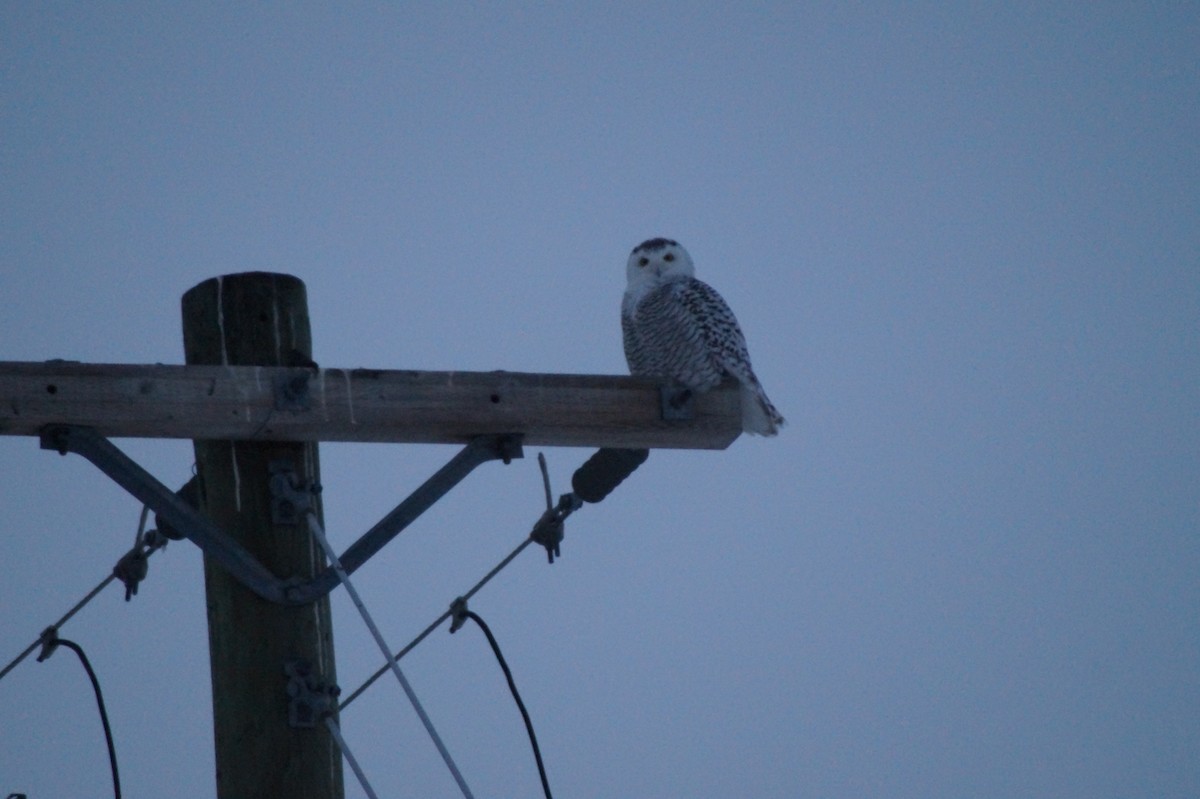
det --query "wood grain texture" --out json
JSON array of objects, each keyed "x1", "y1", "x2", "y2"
[
  {"x1": 182, "y1": 272, "x2": 343, "y2": 799},
  {"x1": 0, "y1": 361, "x2": 742, "y2": 449}
]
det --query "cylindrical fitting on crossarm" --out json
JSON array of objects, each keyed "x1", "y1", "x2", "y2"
[{"x1": 571, "y1": 447, "x2": 649, "y2": 503}]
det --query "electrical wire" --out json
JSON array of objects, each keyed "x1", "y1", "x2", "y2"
[
  {"x1": 305, "y1": 512, "x2": 476, "y2": 799},
  {"x1": 329, "y1": 449, "x2": 641, "y2": 796},
  {"x1": 338, "y1": 536, "x2": 535, "y2": 711},
  {"x1": 340, "y1": 447, "x2": 643, "y2": 712},
  {"x1": 460, "y1": 611, "x2": 553, "y2": 799},
  {"x1": 0, "y1": 573, "x2": 116, "y2": 683},
  {"x1": 0, "y1": 506, "x2": 169, "y2": 797},
  {"x1": 45, "y1": 636, "x2": 122, "y2": 799},
  {"x1": 324, "y1": 716, "x2": 380, "y2": 799},
  {"x1": 0, "y1": 508, "x2": 164, "y2": 684},
  {"x1": 332, "y1": 535, "x2": 555, "y2": 797}
]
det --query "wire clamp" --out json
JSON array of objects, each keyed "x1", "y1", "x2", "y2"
[
  {"x1": 35, "y1": 626, "x2": 60, "y2": 663},
  {"x1": 285, "y1": 659, "x2": 340, "y2": 728},
  {"x1": 269, "y1": 460, "x2": 315, "y2": 525},
  {"x1": 530, "y1": 494, "x2": 582, "y2": 564},
  {"x1": 527, "y1": 453, "x2": 581, "y2": 563},
  {"x1": 497, "y1": 435, "x2": 523, "y2": 465},
  {"x1": 273, "y1": 365, "x2": 315, "y2": 411},
  {"x1": 112, "y1": 546, "x2": 149, "y2": 601},
  {"x1": 114, "y1": 505, "x2": 176, "y2": 601},
  {"x1": 448, "y1": 596, "x2": 470, "y2": 634}
]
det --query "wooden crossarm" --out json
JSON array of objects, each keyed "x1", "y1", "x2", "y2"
[{"x1": 0, "y1": 360, "x2": 742, "y2": 449}]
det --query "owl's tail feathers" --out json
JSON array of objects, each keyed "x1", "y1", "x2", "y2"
[{"x1": 740, "y1": 381, "x2": 785, "y2": 436}]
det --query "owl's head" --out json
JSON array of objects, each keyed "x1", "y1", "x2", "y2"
[{"x1": 626, "y1": 237, "x2": 695, "y2": 286}]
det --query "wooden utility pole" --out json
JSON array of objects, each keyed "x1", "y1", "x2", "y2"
[
  {"x1": 0, "y1": 272, "x2": 743, "y2": 795},
  {"x1": 182, "y1": 273, "x2": 343, "y2": 799}
]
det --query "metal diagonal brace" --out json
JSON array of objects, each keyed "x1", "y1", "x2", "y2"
[
  {"x1": 284, "y1": 434, "x2": 523, "y2": 605},
  {"x1": 41, "y1": 425, "x2": 288, "y2": 603},
  {"x1": 39, "y1": 425, "x2": 521, "y2": 606}
]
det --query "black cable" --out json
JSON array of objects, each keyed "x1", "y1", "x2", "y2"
[
  {"x1": 463, "y1": 611, "x2": 553, "y2": 799},
  {"x1": 338, "y1": 537, "x2": 535, "y2": 712},
  {"x1": 54, "y1": 639, "x2": 122, "y2": 799},
  {"x1": 340, "y1": 447, "x2": 649, "y2": 712}
]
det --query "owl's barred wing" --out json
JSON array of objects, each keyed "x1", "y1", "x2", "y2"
[
  {"x1": 678, "y1": 278, "x2": 760, "y2": 384},
  {"x1": 622, "y1": 277, "x2": 751, "y2": 393},
  {"x1": 662, "y1": 277, "x2": 782, "y2": 431},
  {"x1": 676, "y1": 279, "x2": 785, "y2": 435}
]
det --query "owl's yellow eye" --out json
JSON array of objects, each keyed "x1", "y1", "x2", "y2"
[
  {"x1": 663, "y1": 253, "x2": 675, "y2": 262},
  {"x1": 638, "y1": 257, "x2": 650, "y2": 267}
]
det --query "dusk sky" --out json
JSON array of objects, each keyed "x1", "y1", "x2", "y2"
[{"x1": 2, "y1": 4, "x2": 1197, "y2": 798}]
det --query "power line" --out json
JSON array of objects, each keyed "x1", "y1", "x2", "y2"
[
  {"x1": 340, "y1": 447, "x2": 650, "y2": 712},
  {"x1": 328, "y1": 529, "x2": 551, "y2": 797},
  {"x1": 454, "y1": 609, "x2": 554, "y2": 799},
  {"x1": 0, "y1": 572, "x2": 116, "y2": 684},
  {"x1": 0, "y1": 508, "x2": 168, "y2": 684},
  {"x1": 332, "y1": 449, "x2": 650, "y2": 795},
  {"x1": 338, "y1": 535, "x2": 535, "y2": 711},
  {"x1": 3, "y1": 445, "x2": 646, "y2": 797},
  {"x1": 0, "y1": 507, "x2": 173, "y2": 797},
  {"x1": 305, "y1": 512, "x2": 476, "y2": 799},
  {"x1": 324, "y1": 717, "x2": 380, "y2": 799},
  {"x1": 36, "y1": 630, "x2": 121, "y2": 799}
]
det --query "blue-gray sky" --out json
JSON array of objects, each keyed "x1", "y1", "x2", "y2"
[{"x1": 2, "y1": 4, "x2": 1197, "y2": 797}]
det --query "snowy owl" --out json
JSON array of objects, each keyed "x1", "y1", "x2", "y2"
[{"x1": 622, "y1": 237, "x2": 784, "y2": 436}]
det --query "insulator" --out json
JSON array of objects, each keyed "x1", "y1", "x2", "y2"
[{"x1": 571, "y1": 447, "x2": 649, "y2": 503}]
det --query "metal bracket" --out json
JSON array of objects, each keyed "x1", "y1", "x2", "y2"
[
  {"x1": 273, "y1": 367, "x2": 314, "y2": 412},
  {"x1": 529, "y1": 493, "x2": 582, "y2": 563},
  {"x1": 660, "y1": 386, "x2": 694, "y2": 421},
  {"x1": 40, "y1": 425, "x2": 522, "y2": 605},
  {"x1": 35, "y1": 626, "x2": 61, "y2": 663},
  {"x1": 448, "y1": 596, "x2": 470, "y2": 633},
  {"x1": 285, "y1": 659, "x2": 339, "y2": 727},
  {"x1": 269, "y1": 459, "x2": 313, "y2": 525}
]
